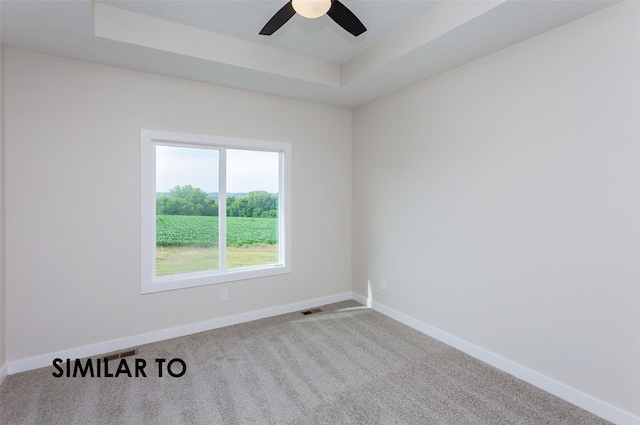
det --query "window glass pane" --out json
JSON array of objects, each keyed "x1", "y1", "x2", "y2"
[
  {"x1": 226, "y1": 149, "x2": 280, "y2": 269},
  {"x1": 155, "y1": 145, "x2": 219, "y2": 276}
]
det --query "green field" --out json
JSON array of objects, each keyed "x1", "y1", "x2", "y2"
[{"x1": 156, "y1": 215, "x2": 278, "y2": 275}]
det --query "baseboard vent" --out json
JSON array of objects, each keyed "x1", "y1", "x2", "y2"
[
  {"x1": 301, "y1": 308, "x2": 322, "y2": 315},
  {"x1": 102, "y1": 349, "x2": 138, "y2": 361}
]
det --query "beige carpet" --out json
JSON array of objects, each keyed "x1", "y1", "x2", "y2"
[{"x1": 0, "y1": 300, "x2": 610, "y2": 424}]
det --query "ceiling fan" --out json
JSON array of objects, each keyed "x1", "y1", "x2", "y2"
[{"x1": 260, "y1": 0, "x2": 367, "y2": 37}]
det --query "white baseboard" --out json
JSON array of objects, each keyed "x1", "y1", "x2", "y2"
[
  {"x1": 351, "y1": 292, "x2": 368, "y2": 306},
  {"x1": 0, "y1": 362, "x2": 7, "y2": 385},
  {"x1": 354, "y1": 292, "x2": 639, "y2": 425},
  {"x1": 7, "y1": 292, "x2": 353, "y2": 375}
]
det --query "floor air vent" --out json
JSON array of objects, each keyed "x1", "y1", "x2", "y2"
[
  {"x1": 103, "y1": 349, "x2": 138, "y2": 361},
  {"x1": 301, "y1": 308, "x2": 322, "y2": 315}
]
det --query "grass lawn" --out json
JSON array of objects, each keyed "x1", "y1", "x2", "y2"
[{"x1": 156, "y1": 245, "x2": 278, "y2": 276}]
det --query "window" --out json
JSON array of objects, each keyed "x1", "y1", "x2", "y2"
[{"x1": 141, "y1": 130, "x2": 291, "y2": 293}]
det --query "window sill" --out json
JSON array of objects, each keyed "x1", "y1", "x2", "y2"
[{"x1": 141, "y1": 264, "x2": 291, "y2": 294}]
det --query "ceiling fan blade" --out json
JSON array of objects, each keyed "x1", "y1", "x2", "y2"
[
  {"x1": 327, "y1": 0, "x2": 366, "y2": 37},
  {"x1": 260, "y1": 1, "x2": 296, "y2": 35}
]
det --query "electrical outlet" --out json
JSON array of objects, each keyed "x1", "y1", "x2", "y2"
[
  {"x1": 220, "y1": 289, "x2": 228, "y2": 302},
  {"x1": 380, "y1": 279, "x2": 387, "y2": 291}
]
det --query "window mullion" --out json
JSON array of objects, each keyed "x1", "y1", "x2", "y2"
[{"x1": 219, "y1": 148, "x2": 227, "y2": 271}]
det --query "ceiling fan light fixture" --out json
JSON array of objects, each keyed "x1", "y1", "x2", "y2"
[
  {"x1": 260, "y1": 0, "x2": 366, "y2": 37},
  {"x1": 292, "y1": 0, "x2": 332, "y2": 19}
]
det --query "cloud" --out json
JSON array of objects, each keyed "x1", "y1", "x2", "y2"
[{"x1": 156, "y1": 146, "x2": 279, "y2": 194}]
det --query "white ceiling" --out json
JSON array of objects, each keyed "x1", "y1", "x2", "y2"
[{"x1": 1, "y1": 0, "x2": 616, "y2": 107}]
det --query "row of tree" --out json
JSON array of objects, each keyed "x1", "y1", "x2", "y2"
[{"x1": 156, "y1": 185, "x2": 278, "y2": 218}]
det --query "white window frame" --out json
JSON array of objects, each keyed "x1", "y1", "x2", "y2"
[{"x1": 141, "y1": 129, "x2": 292, "y2": 294}]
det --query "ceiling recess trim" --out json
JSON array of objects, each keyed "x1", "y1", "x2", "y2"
[
  {"x1": 341, "y1": 0, "x2": 506, "y2": 85},
  {"x1": 94, "y1": 3, "x2": 341, "y2": 87}
]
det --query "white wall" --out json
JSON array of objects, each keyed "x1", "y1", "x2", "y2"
[
  {"x1": 353, "y1": 1, "x2": 639, "y2": 419},
  {"x1": 4, "y1": 48, "x2": 352, "y2": 362}
]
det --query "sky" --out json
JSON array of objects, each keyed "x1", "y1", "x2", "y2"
[{"x1": 156, "y1": 145, "x2": 279, "y2": 193}]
